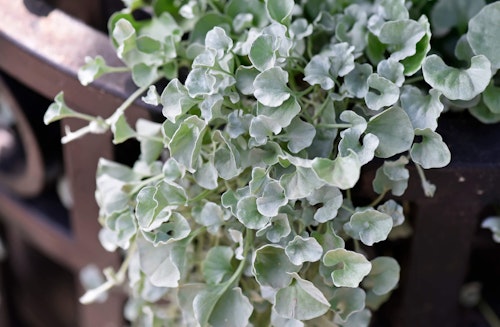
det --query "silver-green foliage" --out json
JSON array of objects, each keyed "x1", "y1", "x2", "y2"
[{"x1": 44, "y1": 0, "x2": 500, "y2": 326}]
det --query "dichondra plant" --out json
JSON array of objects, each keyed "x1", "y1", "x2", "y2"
[{"x1": 44, "y1": 0, "x2": 500, "y2": 326}]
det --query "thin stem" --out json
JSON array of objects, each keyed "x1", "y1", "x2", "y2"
[
  {"x1": 79, "y1": 241, "x2": 137, "y2": 304},
  {"x1": 127, "y1": 174, "x2": 165, "y2": 194},
  {"x1": 116, "y1": 241, "x2": 137, "y2": 282},
  {"x1": 478, "y1": 300, "x2": 500, "y2": 327},
  {"x1": 188, "y1": 189, "x2": 212, "y2": 204},
  {"x1": 62, "y1": 81, "x2": 157, "y2": 144},
  {"x1": 341, "y1": 204, "x2": 355, "y2": 214},
  {"x1": 353, "y1": 239, "x2": 362, "y2": 253},
  {"x1": 415, "y1": 162, "x2": 436, "y2": 197},
  {"x1": 107, "y1": 66, "x2": 130, "y2": 74},
  {"x1": 369, "y1": 190, "x2": 387, "y2": 207},
  {"x1": 404, "y1": 75, "x2": 424, "y2": 84},
  {"x1": 227, "y1": 229, "x2": 254, "y2": 286},
  {"x1": 108, "y1": 81, "x2": 156, "y2": 119},
  {"x1": 317, "y1": 123, "x2": 353, "y2": 129}
]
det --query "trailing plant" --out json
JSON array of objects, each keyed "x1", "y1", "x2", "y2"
[{"x1": 44, "y1": 0, "x2": 500, "y2": 326}]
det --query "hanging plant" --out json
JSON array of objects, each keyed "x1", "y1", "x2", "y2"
[{"x1": 44, "y1": 0, "x2": 500, "y2": 326}]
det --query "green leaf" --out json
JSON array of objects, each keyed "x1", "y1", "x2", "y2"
[
  {"x1": 249, "y1": 34, "x2": 278, "y2": 71},
  {"x1": 377, "y1": 59, "x2": 404, "y2": 87},
  {"x1": 365, "y1": 289, "x2": 392, "y2": 311},
  {"x1": 256, "y1": 181, "x2": 287, "y2": 217},
  {"x1": 132, "y1": 63, "x2": 158, "y2": 88},
  {"x1": 303, "y1": 54, "x2": 335, "y2": 90},
  {"x1": 344, "y1": 208, "x2": 393, "y2": 246},
  {"x1": 162, "y1": 158, "x2": 183, "y2": 182},
  {"x1": 483, "y1": 83, "x2": 500, "y2": 114},
  {"x1": 323, "y1": 248, "x2": 372, "y2": 288},
  {"x1": 372, "y1": 156, "x2": 409, "y2": 196},
  {"x1": 256, "y1": 97, "x2": 302, "y2": 132},
  {"x1": 282, "y1": 117, "x2": 316, "y2": 153},
  {"x1": 259, "y1": 214, "x2": 292, "y2": 243},
  {"x1": 136, "y1": 119, "x2": 163, "y2": 163},
  {"x1": 205, "y1": 26, "x2": 233, "y2": 55},
  {"x1": 422, "y1": 54, "x2": 491, "y2": 101},
  {"x1": 431, "y1": 0, "x2": 485, "y2": 37},
  {"x1": 137, "y1": 236, "x2": 180, "y2": 288},
  {"x1": 194, "y1": 161, "x2": 218, "y2": 190},
  {"x1": 112, "y1": 18, "x2": 136, "y2": 59},
  {"x1": 312, "y1": 151, "x2": 361, "y2": 190},
  {"x1": 213, "y1": 131, "x2": 242, "y2": 180},
  {"x1": 377, "y1": 0, "x2": 409, "y2": 21},
  {"x1": 307, "y1": 186, "x2": 343, "y2": 223},
  {"x1": 481, "y1": 217, "x2": 500, "y2": 243},
  {"x1": 365, "y1": 74, "x2": 400, "y2": 111},
  {"x1": 304, "y1": 43, "x2": 355, "y2": 89},
  {"x1": 467, "y1": 2, "x2": 500, "y2": 69},
  {"x1": 99, "y1": 210, "x2": 137, "y2": 251},
  {"x1": 44, "y1": 92, "x2": 81, "y2": 124},
  {"x1": 252, "y1": 245, "x2": 301, "y2": 289},
  {"x1": 455, "y1": 34, "x2": 475, "y2": 62},
  {"x1": 366, "y1": 106, "x2": 414, "y2": 158},
  {"x1": 334, "y1": 308, "x2": 372, "y2": 327},
  {"x1": 410, "y1": 128, "x2": 451, "y2": 169},
  {"x1": 141, "y1": 212, "x2": 191, "y2": 246},
  {"x1": 208, "y1": 288, "x2": 253, "y2": 327},
  {"x1": 285, "y1": 236, "x2": 323, "y2": 265},
  {"x1": 78, "y1": 56, "x2": 115, "y2": 86},
  {"x1": 142, "y1": 85, "x2": 160, "y2": 106},
  {"x1": 270, "y1": 310, "x2": 304, "y2": 327},
  {"x1": 280, "y1": 166, "x2": 324, "y2": 199},
  {"x1": 330, "y1": 287, "x2": 366, "y2": 323},
  {"x1": 96, "y1": 159, "x2": 141, "y2": 216},
  {"x1": 235, "y1": 66, "x2": 259, "y2": 95},
  {"x1": 254, "y1": 67, "x2": 291, "y2": 107},
  {"x1": 401, "y1": 16, "x2": 431, "y2": 76},
  {"x1": 136, "y1": 35, "x2": 162, "y2": 54},
  {"x1": 400, "y1": 86, "x2": 443, "y2": 131},
  {"x1": 274, "y1": 273, "x2": 330, "y2": 321},
  {"x1": 342, "y1": 63, "x2": 373, "y2": 98},
  {"x1": 468, "y1": 101, "x2": 500, "y2": 124},
  {"x1": 194, "y1": 286, "x2": 253, "y2": 327},
  {"x1": 160, "y1": 79, "x2": 198, "y2": 123},
  {"x1": 169, "y1": 116, "x2": 206, "y2": 172},
  {"x1": 226, "y1": 0, "x2": 268, "y2": 28},
  {"x1": 190, "y1": 13, "x2": 232, "y2": 45},
  {"x1": 362, "y1": 257, "x2": 400, "y2": 295},
  {"x1": 135, "y1": 181, "x2": 187, "y2": 231},
  {"x1": 193, "y1": 201, "x2": 226, "y2": 235},
  {"x1": 236, "y1": 196, "x2": 270, "y2": 230},
  {"x1": 378, "y1": 19, "x2": 426, "y2": 61},
  {"x1": 265, "y1": 0, "x2": 294, "y2": 24},
  {"x1": 338, "y1": 112, "x2": 379, "y2": 166},
  {"x1": 377, "y1": 200, "x2": 405, "y2": 227},
  {"x1": 185, "y1": 68, "x2": 217, "y2": 97},
  {"x1": 203, "y1": 246, "x2": 234, "y2": 284}
]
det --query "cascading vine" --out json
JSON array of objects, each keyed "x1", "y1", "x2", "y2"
[{"x1": 44, "y1": 0, "x2": 500, "y2": 326}]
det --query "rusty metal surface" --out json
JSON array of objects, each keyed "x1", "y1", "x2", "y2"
[
  {"x1": 0, "y1": 1, "x2": 149, "y2": 326},
  {"x1": 0, "y1": 0, "x2": 139, "y2": 115},
  {"x1": 0, "y1": 76, "x2": 46, "y2": 196}
]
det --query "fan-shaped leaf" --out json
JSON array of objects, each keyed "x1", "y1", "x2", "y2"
[{"x1": 422, "y1": 54, "x2": 491, "y2": 101}]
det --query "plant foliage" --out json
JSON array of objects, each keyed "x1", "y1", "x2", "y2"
[{"x1": 45, "y1": 0, "x2": 500, "y2": 326}]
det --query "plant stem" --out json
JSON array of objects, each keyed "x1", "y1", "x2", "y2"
[
  {"x1": 478, "y1": 299, "x2": 500, "y2": 327},
  {"x1": 228, "y1": 229, "x2": 254, "y2": 286},
  {"x1": 317, "y1": 123, "x2": 352, "y2": 129},
  {"x1": 404, "y1": 75, "x2": 424, "y2": 84},
  {"x1": 369, "y1": 190, "x2": 387, "y2": 207}
]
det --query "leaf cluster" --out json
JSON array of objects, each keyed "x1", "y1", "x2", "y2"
[{"x1": 44, "y1": 0, "x2": 500, "y2": 326}]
